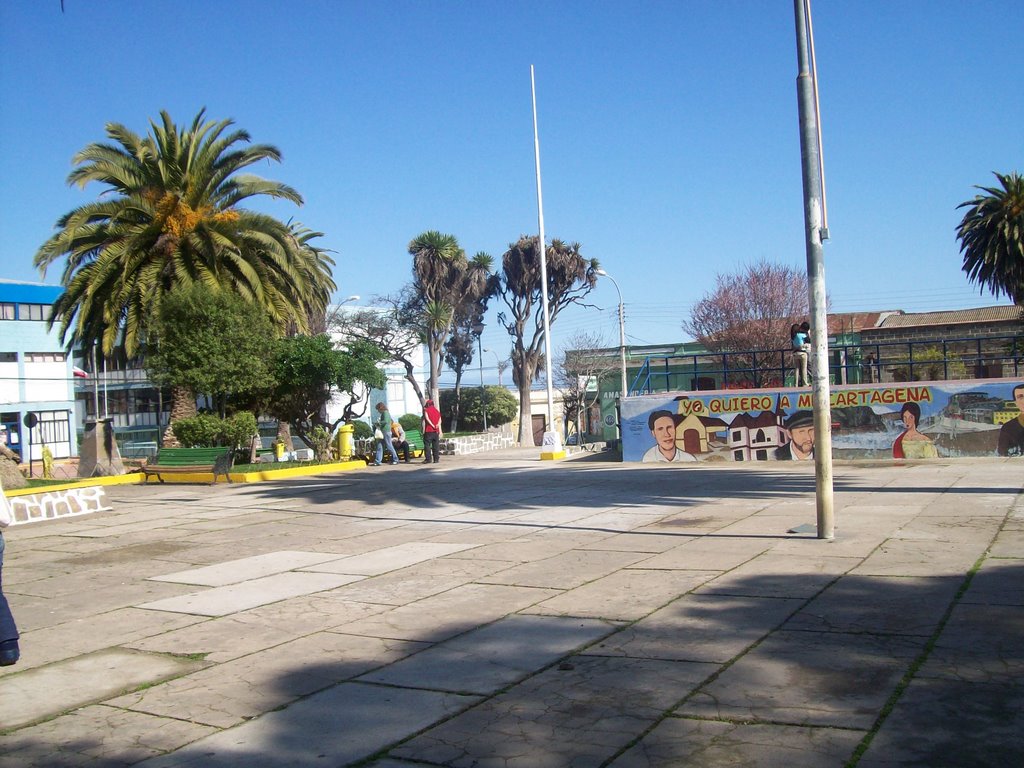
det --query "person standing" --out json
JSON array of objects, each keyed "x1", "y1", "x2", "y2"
[
  {"x1": 0, "y1": 479, "x2": 20, "y2": 667},
  {"x1": 791, "y1": 322, "x2": 810, "y2": 387},
  {"x1": 422, "y1": 398, "x2": 442, "y2": 464},
  {"x1": 373, "y1": 403, "x2": 400, "y2": 466}
]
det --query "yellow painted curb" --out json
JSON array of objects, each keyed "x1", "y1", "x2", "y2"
[
  {"x1": 139, "y1": 460, "x2": 368, "y2": 484},
  {"x1": 8, "y1": 459, "x2": 370, "y2": 493},
  {"x1": 7, "y1": 473, "x2": 144, "y2": 497},
  {"x1": 540, "y1": 451, "x2": 567, "y2": 461},
  {"x1": 229, "y1": 460, "x2": 366, "y2": 482}
]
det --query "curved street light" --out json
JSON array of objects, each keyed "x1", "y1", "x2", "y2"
[
  {"x1": 472, "y1": 322, "x2": 487, "y2": 431},
  {"x1": 595, "y1": 269, "x2": 628, "y2": 399}
]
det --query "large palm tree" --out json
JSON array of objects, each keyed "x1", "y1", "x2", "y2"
[
  {"x1": 956, "y1": 171, "x2": 1024, "y2": 305},
  {"x1": 408, "y1": 231, "x2": 493, "y2": 404},
  {"x1": 34, "y1": 109, "x2": 336, "y2": 358}
]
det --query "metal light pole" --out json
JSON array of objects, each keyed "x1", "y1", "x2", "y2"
[
  {"x1": 595, "y1": 269, "x2": 628, "y2": 399},
  {"x1": 473, "y1": 322, "x2": 487, "y2": 431},
  {"x1": 794, "y1": 0, "x2": 834, "y2": 539},
  {"x1": 531, "y1": 65, "x2": 557, "y2": 449}
]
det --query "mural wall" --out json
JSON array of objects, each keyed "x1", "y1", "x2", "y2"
[{"x1": 621, "y1": 379, "x2": 1024, "y2": 463}]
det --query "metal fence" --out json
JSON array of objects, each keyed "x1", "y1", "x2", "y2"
[{"x1": 630, "y1": 334, "x2": 1023, "y2": 394}]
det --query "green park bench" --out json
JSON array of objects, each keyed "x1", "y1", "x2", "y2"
[
  {"x1": 141, "y1": 447, "x2": 234, "y2": 484},
  {"x1": 404, "y1": 429, "x2": 425, "y2": 458}
]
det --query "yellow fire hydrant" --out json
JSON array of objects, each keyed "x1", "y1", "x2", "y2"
[{"x1": 337, "y1": 423, "x2": 355, "y2": 460}]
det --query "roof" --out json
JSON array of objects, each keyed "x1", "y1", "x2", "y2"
[
  {"x1": 0, "y1": 279, "x2": 63, "y2": 304},
  {"x1": 876, "y1": 306, "x2": 1023, "y2": 329},
  {"x1": 826, "y1": 311, "x2": 894, "y2": 334}
]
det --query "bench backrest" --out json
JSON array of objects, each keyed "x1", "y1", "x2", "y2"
[
  {"x1": 154, "y1": 447, "x2": 230, "y2": 466},
  {"x1": 405, "y1": 429, "x2": 424, "y2": 449}
]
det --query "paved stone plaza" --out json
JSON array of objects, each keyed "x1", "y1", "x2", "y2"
[{"x1": 0, "y1": 449, "x2": 1021, "y2": 767}]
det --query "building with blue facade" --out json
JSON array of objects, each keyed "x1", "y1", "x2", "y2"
[{"x1": 0, "y1": 279, "x2": 78, "y2": 460}]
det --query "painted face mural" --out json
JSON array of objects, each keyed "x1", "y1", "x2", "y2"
[
  {"x1": 621, "y1": 380, "x2": 1024, "y2": 463},
  {"x1": 789, "y1": 424, "x2": 814, "y2": 459}
]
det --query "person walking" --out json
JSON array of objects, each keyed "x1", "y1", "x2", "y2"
[
  {"x1": 422, "y1": 398, "x2": 442, "y2": 464},
  {"x1": 373, "y1": 403, "x2": 401, "y2": 466},
  {"x1": 0, "y1": 479, "x2": 20, "y2": 667}
]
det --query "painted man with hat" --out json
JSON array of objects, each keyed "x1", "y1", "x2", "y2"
[
  {"x1": 642, "y1": 410, "x2": 697, "y2": 463},
  {"x1": 774, "y1": 410, "x2": 815, "y2": 461}
]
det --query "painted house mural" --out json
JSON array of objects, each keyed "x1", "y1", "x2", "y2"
[{"x1": 621, "y1": 379, "x2": 1024, "y2": 463}]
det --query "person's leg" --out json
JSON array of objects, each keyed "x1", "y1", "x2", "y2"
[
  {"x1": 0, "y1": 535, "x2": 20, "y2": 666},
  {"x1": 374, "y1": 440, "x2": 383, "y2": 465},
  {"x1": 383, "y1": 433, "x2": 399, "y2": 463}
]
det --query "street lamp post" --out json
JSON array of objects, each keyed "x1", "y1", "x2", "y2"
[
  {"x1": 473, "y1": 322, "x2": 488, "y2": 431},
  {"x1": 595, "y1": 269, "x2": 628, "y2": 400}
]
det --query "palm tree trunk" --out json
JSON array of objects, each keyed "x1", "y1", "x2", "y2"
[
  {"x1": 161, "y1": 385, "x2": 197, "y2": 447},
  {"x1": 277, "y1": 421, "x2": 294, "y2": 452}
]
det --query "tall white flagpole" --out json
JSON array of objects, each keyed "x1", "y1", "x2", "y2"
[{"x1": 531, "y1": 65, "x2": 560, "y2": 456}]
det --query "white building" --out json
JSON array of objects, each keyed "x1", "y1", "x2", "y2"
[
  {"x1": 325, "y1": 304, "x2": 429, "y2": 426},
  {"x1": 0, "y1": 279, "x2": 78, "y2": 460}
]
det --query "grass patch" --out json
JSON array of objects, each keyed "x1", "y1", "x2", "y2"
[
  {"x1": 231, "y1": 459, "x2": 339, "y2": 473},
  {"x1": 25, "y1": 478, "x2": 77, "y2": 488}
]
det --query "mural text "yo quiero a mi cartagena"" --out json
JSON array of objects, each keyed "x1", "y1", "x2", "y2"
[{"x1": 678, "y1": 386, "x2": 934, "y2": 416}]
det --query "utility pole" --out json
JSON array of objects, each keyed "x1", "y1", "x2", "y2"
[{"x1": 794, "y1": 0, "x2": 834, "y2": 539}]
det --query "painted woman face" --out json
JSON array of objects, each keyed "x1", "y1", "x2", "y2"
[{"x1": 902, "y1": 410, "x2": 917, "y2": 429}]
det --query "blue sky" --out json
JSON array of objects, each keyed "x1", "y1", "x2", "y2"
[{"x1": 1, "y1": 1, "x2": 1021, "y2": 384}]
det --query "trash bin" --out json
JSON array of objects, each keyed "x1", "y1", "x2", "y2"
[
  {"x1": 337, "y1": 423, "x2": 355, "y2": 460},
  {"x1": 273, "y1": 441, "x2": 285, "y2": 461}
]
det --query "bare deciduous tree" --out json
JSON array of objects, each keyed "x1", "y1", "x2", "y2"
[
  {"x1": 556, "y1": 330, "x2": 618, "y2": 443},
  {"x1": 682, "y1": 260, "x2": 812, "y2": 387}
]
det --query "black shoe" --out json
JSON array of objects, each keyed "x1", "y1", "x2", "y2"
[{"x1": 0, "y1": 640, "x2": 19, "y2": 667}]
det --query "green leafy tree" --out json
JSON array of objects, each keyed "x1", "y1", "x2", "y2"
[
  {"x1": 957, "y1": 171, "x2": 1024, "y2": 305},
  {"x1": 408, "y1": 232, "x2": 495, "y2": 404},
  {"x1": 497, "y1": 236, "x2": 599, "y2": 444},
  {"x1": 266, "y1": 334, "x2": 387, "y2": 443},
  {"x1": 34, "y1": 108, "x2": 335, "y2": 358},
  {"x1": 439, "y1": 385, "x2": 516, "y2": 432},
  {"x1": 145, "y1": 284, "x2": 278, "y2": 445}
]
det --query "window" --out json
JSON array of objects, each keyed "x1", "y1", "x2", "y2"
[
  {"x1": 24, "y1": 352, "x2": 67, "y2": 363},
  {"x1": 0, "y1": 352, "x2": 15, "y2": 363},
  {"x1": 17, "y1": 303, "x2": 51, "y2": 321},
  {"x1": 32, "y1": 410, "x2": 71, "y2": 446},
  {"x1": 0, "y1": 303, "x2": 14, "y2": 320}
]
